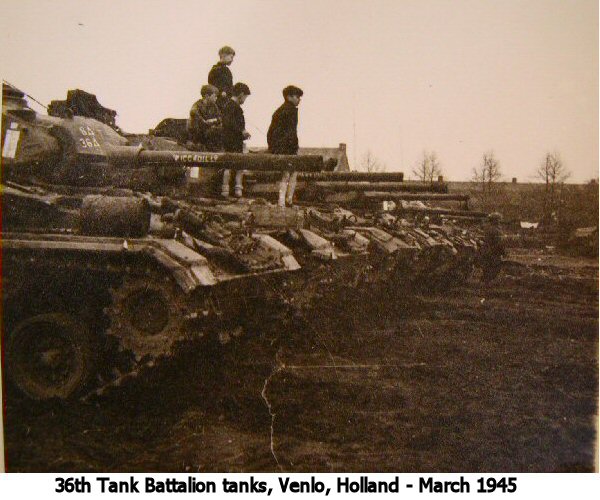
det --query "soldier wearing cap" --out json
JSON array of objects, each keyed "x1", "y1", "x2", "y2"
[
  {"x1": 187, "y1": 84, "x2": 222, "y2": 151},
  {"x1": 208, "y1": 46, "x2": 235, "y2": 110},
  {"x1": 480, "y1": 212, "x2": 505, "y2": 282},
  {"x1": 267, "y1": 85, "x2": 303, "y2": 155}
]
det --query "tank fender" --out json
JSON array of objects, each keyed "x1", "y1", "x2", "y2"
[
  {"x1": 0, "y1": 233, "x2": 217, "y2": 293},
  {"x1": 146, "y1": 238, "x2": 218, "y2": 290},
  {"x1": 250, "y1": 234, "x2": 301, "y2": 271}
]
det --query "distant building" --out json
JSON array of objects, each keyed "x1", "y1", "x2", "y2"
[{"x1": 249, "y1": 143, "x2": 350, "y2": 171}]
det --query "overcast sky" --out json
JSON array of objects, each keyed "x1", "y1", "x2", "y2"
[{"x1": 1, "y1": 0, "x2": 597, "y2": 181}]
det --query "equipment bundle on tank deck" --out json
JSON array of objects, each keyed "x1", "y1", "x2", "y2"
[{"x1": 1, "y1": 84, "x2": 484, "y2": 401}]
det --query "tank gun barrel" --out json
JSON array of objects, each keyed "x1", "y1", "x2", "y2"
[
  {"x1": 246, "y1": 171, "x2": 406, "y2": 182},
  {"x1": 396, "y1": 206, "x2": 488, "y2": 218},
  {"x1": 308, "y1": 181, "x2": 448, "y2": 193},
  {"x1": 247, "y1": 181, "x2": 448, "y2": 195},
  {"x1": 106, "y1": 147, "x2": 324, "y2": 172},
  {"x1": 363, "y1": 192, "x2": 467, "y2": 201}
]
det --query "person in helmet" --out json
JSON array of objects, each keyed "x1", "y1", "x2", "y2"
[{"x1": 480, "y1": 212, "x2": 505, "y2": 282}]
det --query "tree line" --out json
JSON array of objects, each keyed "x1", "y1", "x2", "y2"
[{"x1": 358, "y1": 148, "x2": 597, "y2": 226}]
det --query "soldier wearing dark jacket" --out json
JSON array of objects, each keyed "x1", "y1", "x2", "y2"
[
  {"x1": 222, "y1": 82, "x2": 251, "y2": 153},
  {"x1": 188, "y1": 84, "x2": 222, "y2": 151},
  {"x1": 208, "y1": 46, "x2": 235, "y2": 110},
  {"x1": 480, "y1": 212, "x2": 505, "y2": 282},
  {"x1": 267, "y1": 85, "x2": 303, "y2": 155}
]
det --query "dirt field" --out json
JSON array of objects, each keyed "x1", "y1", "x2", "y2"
[{"x1": 4, "y1": 250, "x2": 598, "y2": 472}]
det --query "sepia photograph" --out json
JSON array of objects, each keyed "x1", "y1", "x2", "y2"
[{"x1": 0, "y1": 0, "x2": 598, "y2": 473}]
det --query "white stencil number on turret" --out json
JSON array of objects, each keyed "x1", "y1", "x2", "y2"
[{"x1": 78, "y1": 125, "x2": 101, "y2": 148}]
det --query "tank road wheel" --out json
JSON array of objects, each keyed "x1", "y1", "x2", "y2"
[
  {"x1": 6, "y1": 313, "x2": 96, "y2": 400},
  {"x1": 106, "y1": 274, "x2": 188, "y2": 361}
]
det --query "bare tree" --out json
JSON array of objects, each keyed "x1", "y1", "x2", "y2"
[
  {"x1": 472, "y1": 151, "x2": 502, "y2": 186},
  {"x1": 536, "y1": 152, "x2": 570, "y2": 223},
  {"x1": 360, "y1": 150, "x2": 386, "y2": 173},
  {"x1": 471, "y1": 151, "x2": 502, "y2": 210},
  {"x1": 413, "y1": 150, "x2": 442, "y2": 182}
]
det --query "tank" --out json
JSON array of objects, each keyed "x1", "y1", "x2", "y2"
[
  {"x1": 1, "y1": 84, "x2": 483, "y2": 401},
  {"x1": 2, "y1": 84, "x2": 323, "y2": 400}
]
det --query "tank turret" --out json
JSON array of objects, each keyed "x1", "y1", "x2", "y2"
[{"x1": 2, "y1": 84, "x2": 323, "y2": 190}]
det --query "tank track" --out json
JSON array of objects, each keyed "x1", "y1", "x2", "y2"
[
  {"x1": 80, "y1": 262, "x2": 295, "y2": 401},
  {"x1": 3, "y1": 213, "x2": 483, "y2": 403},
  {"x1": 104, "y1": 271, "x2": 190, "y2": 361}
]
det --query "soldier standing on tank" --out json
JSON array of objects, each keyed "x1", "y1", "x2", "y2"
[
  {"x1": 267, "y1": 85, "x2": 304, "y2": 205},
  {"x1": 220, "y1": 83, "x2": 251, "y2": 197},
  {"x1": 187, "y1": 84, "x2": 222, "y2": 151},
  {"x1": 208, "y1": 46, "x2": 235, "y2": 110},
  {"x1": 221, "y1": 83, "x2": 251, "y2": 153},
  {"x1": 267, "y1": 85, "x2": 303, "y2": 155},
  {"x1": 480, "y1": 212, "x2": 505, "y2": 282}
]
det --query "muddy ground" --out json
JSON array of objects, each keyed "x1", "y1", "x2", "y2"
[{"x1": 4, "y1": 250, "x2": 598, "y2": 472}]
